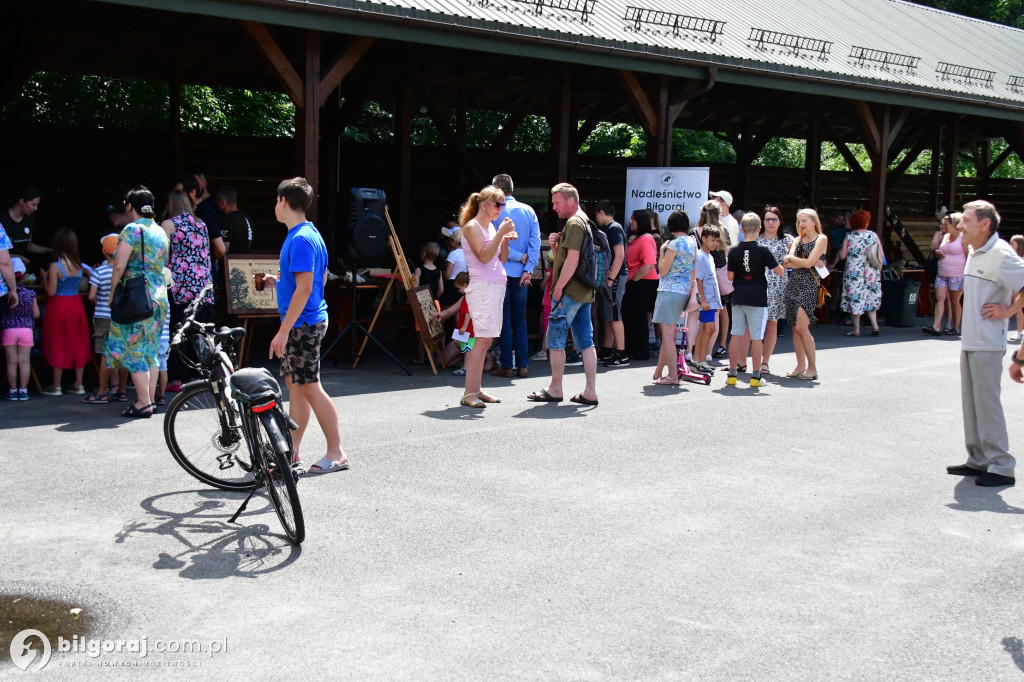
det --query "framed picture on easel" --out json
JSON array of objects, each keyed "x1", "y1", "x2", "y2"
[
  {"x1": 224, "y1": 254, "x2": 280, "y2": 316},
  {"x1": 408, "y1": 285, "x2": 444, "y2": 346}
]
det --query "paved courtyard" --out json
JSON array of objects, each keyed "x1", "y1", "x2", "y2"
[{"x1": 4, "y1": 323, "x2": 1024, "y2": 679}]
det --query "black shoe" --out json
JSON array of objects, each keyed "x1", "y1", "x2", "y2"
[
  {"x1": 922, "y1": 326, "x2": 941, "y2": 336},
  {"x1": 946, "y1": 464, "x2": 986, "y2": 476},
  {"x1": 565, "y1": 352, "x2": 583, "y2": 367},
  {"x1": 597, "y1": 347, "x2": 615, "y2": 361},
  {"x1": 603, "y1": 352, "x2": 630, "y2": 367},
  {"x1": 713, "y1": 345, "x2": 728, "y2": 358},
  {"x1": 976, "y1": 472, "x2": 1015, "y2": 487}
]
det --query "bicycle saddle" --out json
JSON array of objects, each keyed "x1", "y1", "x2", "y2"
[
  {"x1": 216, "y1": 326, "x2": 246, "y2": 344},
  {"x1": 229, "y1": 368, "x2": 281, "y2": 404}
]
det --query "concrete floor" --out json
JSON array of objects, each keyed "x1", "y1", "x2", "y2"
[{"x1": 3, "y1": 322, "x2": 1024, "y2": 679}]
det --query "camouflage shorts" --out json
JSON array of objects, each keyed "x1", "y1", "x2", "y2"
[{"x1": 280, "y1": 320, "x2": 327, "y2": 385}]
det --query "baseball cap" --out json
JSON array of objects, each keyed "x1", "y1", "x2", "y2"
[
  {"x1": 12, "y1": 259, "x2": 26, "y2": 276},
  {"x1": 441, "y1": 226, "x2": 458, "y2": 238},
  {"x1": 101, "y1": 233, "x2": 119, "y2": 257},
  {"x1": 709, "y1": 190, "x2": 734, "y2": 207}
]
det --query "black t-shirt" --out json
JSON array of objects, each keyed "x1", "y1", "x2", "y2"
[
  {"x1": 221, "y1": 211, "x2": 252, "y2": 254},
  {"x1": 602, "y1": 220, "x2": 628, "y2": 281},
  {"x1": 727, "y1": 241, "x2": 779, "y2": 307},
  {"x1": 195, "y1": 196, "x2": 221, "y2": 236},
  {"x1": 0, "y1": 210, "x2": 34, "y2": 257}
]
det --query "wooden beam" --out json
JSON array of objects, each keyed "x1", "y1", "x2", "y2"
[
  {"x1": 886, "y1": 137, "x2": 930, "y2": 190},
  {"x1": 854, "y1": 100, "x2": 881, "y2": 159},
  {"x1": 315, "y1": 36, "x2": 374, "y2": 109},
  {"x1": 887, "y1": 107, "x2": 911, "y2": 149},
  {"x1": 818, "y1": 113, "x2": 869, "y2": 186},
  {"x1": 491, "y1": 80, "x2": 550, "y2": 155},
  {"x1": 242, "y1": 21, "x2": 304, "y2": 107},
  {"x1": 804, "y1": 111, "x2": 821, "y2": 207},
  {"x1": 304, "y1": 30, "x2": 321, "y2": 219},
  {"x1": 867, "y1": 104, "x2": 891, "y2": 234},
  {"x1": 169, "y1": 58, "x2": 182, "y2": 177},
  {"x1": 748, "y1": 113, "x2": 787, "y2": 160},
  {"x1": 614, "y1": 69, "x2": 656, "y2": 137},
  {"x1": 398, "y1": 79, "x2": 412, "y2": 244},
  {"x1": 986, "y1": 144, "x2": 1013, "y2": 177}
]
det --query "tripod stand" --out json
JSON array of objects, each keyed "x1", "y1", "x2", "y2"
[{"x1": 322, "y1": 265, "x2": 411, "y2": 375}]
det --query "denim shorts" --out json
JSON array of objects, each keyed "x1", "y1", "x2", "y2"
[{"x1": 547, "y1": 296, "x2": 594, "y2": 352}]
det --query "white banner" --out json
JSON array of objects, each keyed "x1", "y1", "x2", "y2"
[{"x1": 624, "y1": 167, "x2": 710, "y2": 228}]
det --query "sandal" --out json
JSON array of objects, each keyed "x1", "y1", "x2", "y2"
[
  {"x1": 452, "y1": 367, "x2": 467, "y2": 376},
  {"x1": 845, "y1": 331, "x2": 861, "y2": 337},
  {"x1": 154, "y1": 394, "x2": 166, "y2": 406},
  {"x1": 122, "y1": 404, "x2": 153, "y2": 418},
  {"x1": 570, "y1": 393, "x2": 599, "y2": 406},
  {"x1": 82, "y1": 392, "x2": 109, "y2": 405},
  {"x1": 653, "y1": 377, "x2": 680, "y2": 386},
  {"x1": 477, "y1": 393, "x2": 501, "y2": 404},
  {"x1": 871, "y1": 329, "x2": 880, "y2": 337},
  {"x1": 785, "y1": 370, "x2": 806, "y2": 378},
  {"x1": 526, "y1": 389, "x2": 562, "y2": 403},
  {"x1": 460, "y1": 392, "x2": 486, "y2": 408},
  {"x1": 760, "y1": 363, "x2": 770, "y2": 375}
]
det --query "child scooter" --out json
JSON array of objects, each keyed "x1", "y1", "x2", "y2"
[{"x1": 676, "y1": 325, "x2": 712, "y2": 385}]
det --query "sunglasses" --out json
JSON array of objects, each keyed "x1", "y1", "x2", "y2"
[{"x1": 492, "y1": 201, "x2": 506, "y2": 209}]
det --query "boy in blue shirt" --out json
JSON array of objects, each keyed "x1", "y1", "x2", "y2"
[
  {"x1": 693, "y1": 224, "x2": 722, "y2": 375},
  {"x1": 258, "y1": 178, "x2": 349, "y2": 475}
]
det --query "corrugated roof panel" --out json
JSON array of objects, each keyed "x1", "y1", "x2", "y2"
[{"x1": 300, "y1": 0, "x2": 1024, "y2": 109}]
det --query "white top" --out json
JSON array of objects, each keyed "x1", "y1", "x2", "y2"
[
  {"x1": 446, "y1": 248, "x2": 467, "y2": 279},
  {"x1": 962, "y1": 233, "x2": 1024, "y2": 351}
]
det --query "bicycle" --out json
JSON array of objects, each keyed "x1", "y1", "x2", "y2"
[{"x1": 163, "y1": 284, "x2": 305, "y2": 544}]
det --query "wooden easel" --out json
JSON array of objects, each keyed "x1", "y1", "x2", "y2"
[
  {"x1": 354, "y1": 209, "x2": 446, "y2": 374},
  {"x1": 237, "y1": 314, "x2": 279, "y2": 367}
]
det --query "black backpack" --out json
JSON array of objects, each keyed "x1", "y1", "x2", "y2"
[{"x1": 573, "y1": 218, "x2": 611, "y2": 290}]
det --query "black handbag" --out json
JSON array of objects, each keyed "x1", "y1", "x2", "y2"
[
  {"x1": 110, "y1": 225, "x2": 155, "y2": 324},
  {"x1": 924, "y1": 252, "x2": 940, "y2": 284}
]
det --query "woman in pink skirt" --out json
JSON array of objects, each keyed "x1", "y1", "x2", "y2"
[{"x1": 458, "y1": 185, "x2": 516, "y2": 408}]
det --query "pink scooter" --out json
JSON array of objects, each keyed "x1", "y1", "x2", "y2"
[{"x1": 675, "y1": 325, "x2": 712, "y2": 385}]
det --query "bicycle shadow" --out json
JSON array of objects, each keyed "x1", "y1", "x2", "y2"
[{"x1": 116, "y1": 489, "x2": 301, "y2": 579}]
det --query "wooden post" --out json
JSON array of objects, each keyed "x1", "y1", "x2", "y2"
[
  {"x1": 398, "y1": 79, "x2": 413, "y2": 245},
  {"x1": 942, "y1": 114, "x2": 960, "y2": 211},
  {"x1": 557, "y1": 64, "x2": 571, "y2": 181},
  {"x1": 804, "y1": 112, "x2": 820, "y2": 208},
  {"x1": 866, "y1": 105, "x2": 890, "y2": 235},
  {"x1": 303, "y1": 31, "x2": 321, "y2": 220}
]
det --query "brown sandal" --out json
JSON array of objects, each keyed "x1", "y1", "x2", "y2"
[
  {"x1": 477, "y1": 392, "x2": 501, "y2": 404},
  {"x1": 460, "y1": 392, "x2": 485, "y2": 408}
]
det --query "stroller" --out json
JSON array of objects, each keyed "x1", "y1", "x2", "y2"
[{"x1": 676, "y1": 324, "x2": 712, "y2": 385}]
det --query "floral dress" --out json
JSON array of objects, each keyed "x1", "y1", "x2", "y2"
[
  {"x1": 758, "y1": 233, "x2": 795, "y2": 321},
  {"x1": 168, "y1": 212, "x2": 214, "y2": 306},
  {"x1": 840, "y1": 230, "x2": 882, "y2": 314},
  {"x1": 104, "y1": 219, "x2": 170, "y2": 374}
]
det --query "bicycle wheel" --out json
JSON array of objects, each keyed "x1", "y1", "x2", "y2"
[
  {"x1": 164, "y1": 381, "x2": 256, "y2": 491},
  {"x1": 252, "y1": 409, "x2": 305, "y2": 544}
]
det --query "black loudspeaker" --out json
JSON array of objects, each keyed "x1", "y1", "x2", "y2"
[{"x1": 338, "y1": 187, "x2": 388, "y2": 264}]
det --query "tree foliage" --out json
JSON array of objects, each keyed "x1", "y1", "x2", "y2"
[{"x1": 907, "y1": 0, "x2": 1024, "y2": 27}]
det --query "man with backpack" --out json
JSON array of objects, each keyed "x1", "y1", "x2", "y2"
[{"x1": 527, "y1": 183, "x2": 599, "y2": 406}]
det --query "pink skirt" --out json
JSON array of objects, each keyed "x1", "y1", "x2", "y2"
[
  {"x1": 465, "y1": 279, "x2": 505, "y2": 338},
  {"x1": 43, "y1": 295, "x2": 93, "y2": 369}
]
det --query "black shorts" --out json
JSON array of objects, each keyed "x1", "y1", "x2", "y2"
[
  {"x1": 597, "y1": 277, "x2": 626, "y2": 322},
  {"x1": 280, "y1": 320, "x2": 327, "y2": 385}
]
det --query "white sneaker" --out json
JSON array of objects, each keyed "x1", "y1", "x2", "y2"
[
  {"x1": 40, "y1": 387, "x2": 62, "y2": 397},
  {"x1": 1011, "y1": 333, "x2": 1022, "y2": 343}
]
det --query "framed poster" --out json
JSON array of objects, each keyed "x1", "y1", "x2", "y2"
[
  {"x1": 224, "y1": 254, "x2": 280, "y2": 316},
  {"x1": 407, "y1": 285, "x2": 444, "y2": 345}
]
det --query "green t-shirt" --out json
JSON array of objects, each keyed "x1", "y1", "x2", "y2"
[{"x1": 551, "y1": 214, "x2": 595, "y2": 304}]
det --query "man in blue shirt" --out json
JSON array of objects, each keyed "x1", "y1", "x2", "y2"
[
  {"x1": 260, "y1": 177, "x2": 349, "y2": 475},
  {"x1": 490, "y1": 174, "x2": 541, "y2": 378}
]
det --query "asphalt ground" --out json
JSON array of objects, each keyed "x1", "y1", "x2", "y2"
[{"x1": 4, "y1": 321, "x2": 1024, "y2": 680}]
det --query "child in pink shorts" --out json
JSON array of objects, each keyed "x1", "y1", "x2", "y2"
[{"x1": 2, "y1": 260, "x2": 40, "y2": 401}]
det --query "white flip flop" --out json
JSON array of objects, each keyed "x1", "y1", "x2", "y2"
[{"x1": 306, "y1": 456, "x2": 350, "y2": 475}]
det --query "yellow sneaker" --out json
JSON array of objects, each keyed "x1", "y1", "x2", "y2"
[
  {"x1": 750, "y1": 377, "x2": 767, "y2": 388},
  {"x1": 726, "y1": 375, "x2": 737, "y2": 386}
]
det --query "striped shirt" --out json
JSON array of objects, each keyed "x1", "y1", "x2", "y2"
[{"x1": 89, "y1": 262, "x2": 114, "y2": 320}]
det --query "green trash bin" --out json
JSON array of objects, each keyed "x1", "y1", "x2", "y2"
[{"x1": 881, "y1": 278, "x2": 920, "y2": 327}]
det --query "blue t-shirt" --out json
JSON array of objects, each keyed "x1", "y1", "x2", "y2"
[
  {"x1": 278, "y1": 222, "x2": 329, "y2": 327},
  {"x1": 695, "y1": 250, "x2": 721, "y2": 310},
  {"x1": 658, "y1": 235, "x2": 697, "y2": 294}
]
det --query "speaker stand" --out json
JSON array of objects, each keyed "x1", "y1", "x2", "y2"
[{"x1": 323, "y1": 269, "x2": 411, "y2": 375}]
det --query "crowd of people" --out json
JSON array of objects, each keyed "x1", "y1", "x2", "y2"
[
  {"x1": 0, "y1": 175, "x2": 253, "y2": 412},
  {"x1": 424, "y1": 176, "x2": 914, "y2": 406}
]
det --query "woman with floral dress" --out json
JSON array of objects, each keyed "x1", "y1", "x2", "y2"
[
  {"x1": 756, "y1": 205, "x2": 794, "y2": 375},
  {"x1": 160, "y1": 189, "x2": 214, "y2": 390},
  {"x1": 838, "y1": 210, "x2": 882, "y2": 337},
  {"x1": 105, "y1": 187, "x2": 169, "y2": 417}
]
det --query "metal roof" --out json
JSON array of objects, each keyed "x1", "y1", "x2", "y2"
[{"x1": 265, "y1": 0, "x2": 1024, "y2": 113}]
